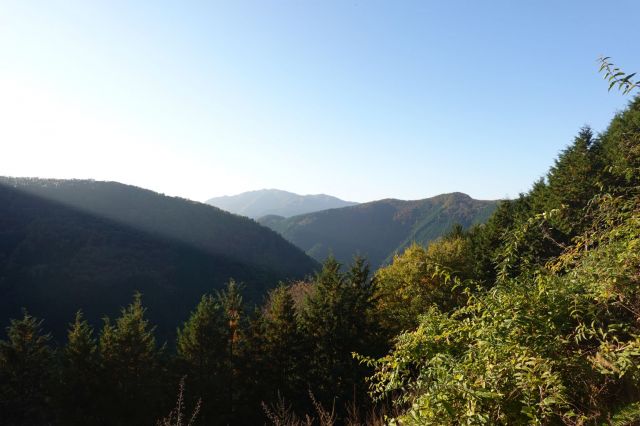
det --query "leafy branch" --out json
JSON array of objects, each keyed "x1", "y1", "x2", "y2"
[{"x1": 598, "y1": 56, "x2": 639, "y2": 95}]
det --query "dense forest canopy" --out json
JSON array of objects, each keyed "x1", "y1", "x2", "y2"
[{"x1": 364, "y1": 93, "x2": 640, "y2": 424}]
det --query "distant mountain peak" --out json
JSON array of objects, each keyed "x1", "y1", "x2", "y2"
[{"x1": 206, "y1": 189, "x2": 358, "y2": 219}]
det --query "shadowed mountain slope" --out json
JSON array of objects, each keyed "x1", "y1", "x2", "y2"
[{"x1": 0, "y1": 178, "x2": 318, "y2": 340}]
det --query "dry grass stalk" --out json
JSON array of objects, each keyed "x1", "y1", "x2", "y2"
[{"x1": 157, "y1": 376, "x2": 202, "y2": 426}]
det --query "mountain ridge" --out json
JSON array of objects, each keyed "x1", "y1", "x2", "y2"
[
  {"x1": 206, "y1": 188, "x2": 358, "y2": 219},
  {"x1": 259, "y1": 192, "x2": 498, "y2": 269},
  {"x1": 0, "y1": 177, "x2": 318, "y2": 340}
]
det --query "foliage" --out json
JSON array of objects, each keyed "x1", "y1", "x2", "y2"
[
  {"x1": 99, "y1": 293, "x2": 164, "y2": 425},
  {"x1": 299, "y1": 256, "x2": 382, "y2": 409},
  {"x1": 260, "y1": 284, "x2": 308, "y2": 402},
  {"x1": 176, "y1": 292, "x2": 228, "y2": 424},
  {"x1": 374, "y1": 239, "x2": 471, "y2": 335},
  {"x1": 56, "y1": 311, "x2": 100, "y2": 425},
  {"x1": 366, "y1": 196, "x2": 640, "y2": 424},
  {"x1": 599, "y1": 56, "x2": 640, "y2": 95},
  {"x1": 363, "y1": 83, "x2": 640, "y2": 424},
  {"x1": 0, "y1": 311, "x2": 53, "y2": 426}
]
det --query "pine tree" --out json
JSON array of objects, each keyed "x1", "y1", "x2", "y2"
[
  {"x1": 545, "y1": 126, "x2": 602, "y2": 233},
  {"x1": 236, "y1": 306, "x2": 273, "y2": 424},
  {"x1": 176, "y1": 293, "x2": 228, "y2": 424},
  {"x1": 98, "y1": 293, "x2": 163, "y2": 425},
  {"x1": 261, "y1": 284, "x2": 307, "y2": 405},
  {"x1": 216, "y1": 279, "x2": 245, "y2": 423},
  {"x1": 0, "y1": 311, "x2": 53, "y2": 426},
  {"x1": 300, "y1": 257, "x2": 378, "y2": 409},
  {"x1": 56, "y1": 311, "x2": 100, "y2": 425}
]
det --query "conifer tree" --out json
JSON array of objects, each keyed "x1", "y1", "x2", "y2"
[
  {"x1": 216, "y1": 279, "x2": 245, "y2": 423},
  {"x1": 0, "y1": 311, "x2": 53, "y2": 426},
  {"x1": 300, "y1": 257, "x2": 378, "y2": 409},
  {"x1": 545, "y1": 126, "x2": 602, "y2": 233},
  {"x1": 236, "y1": 306, "x2": 274, "y2": 424},
  {"x1": 56, "y1": 311, "x2": 100, "y2": 425},
  {"x1": 99, "y1": 293, "x2": 162, "y2": 425},
  {"x1": 176, "y1": 293, "x2": 228, "y2": 423},
  {"x1": 261, "y1": 284, "x2": 307, "y2": 404}
]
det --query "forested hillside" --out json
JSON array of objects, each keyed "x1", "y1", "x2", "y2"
[
  {"x1": 364, "y1": 94, "x2": 640, "y2": 423},
  {"x1": 0, "y1": 179, "x2": 317, "y2": 340},
  {"x1": 260, "y1": 192, "x2": 496, "y2": 269},
  {"x1": 207, "y1": 189, "x2": 357, "y2": 219}
]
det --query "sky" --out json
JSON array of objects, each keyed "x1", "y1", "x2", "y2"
[{"x1": 1, "y1": 1, "x2": 639, "y2": 203}]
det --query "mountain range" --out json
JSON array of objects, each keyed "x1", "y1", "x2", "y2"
[
  {"x1": 259, "y1": 192, "x2": 498, "y2": 269},
  {"x1": 206, "y1": 189, "x2": 357, "y2": 219},
  {"x1": 0, "y1": 179, "x2": 498, "y2": 339},
  {"x1": 0, "y1": 178, "x2": 318, "y2": 340}
]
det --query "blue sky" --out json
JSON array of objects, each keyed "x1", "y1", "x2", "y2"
[{"x1": 1, "y1": 1, "x2": 638, "y2": 202}]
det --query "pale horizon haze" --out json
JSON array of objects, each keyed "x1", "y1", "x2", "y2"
[{"x1": 1, "y1": 1, "x2": 639, "y2": 203}]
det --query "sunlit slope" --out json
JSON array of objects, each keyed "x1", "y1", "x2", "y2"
[{"x1": 260, "y1": 192, "x2": 497, "y2": 269}]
